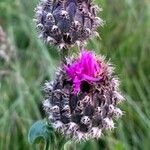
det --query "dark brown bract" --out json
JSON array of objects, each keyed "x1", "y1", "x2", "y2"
[{"x1": 35, "y1": 0, "x2": 103, "y2": 49}]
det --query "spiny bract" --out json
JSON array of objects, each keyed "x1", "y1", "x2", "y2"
[
  {"x1": 43, "y1": 50, "x2": 124, "y2": 141},
  {"x1": 35, "y1": 0, "x2": 103, "y2": 49}
]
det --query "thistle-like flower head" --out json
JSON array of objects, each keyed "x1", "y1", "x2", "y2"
[
  {"x1": 43, "y1": 50, "x2": 124, "y2": 141},
  {"x1": 35, "y1": 0, "x2": 103, "y2": 49}
]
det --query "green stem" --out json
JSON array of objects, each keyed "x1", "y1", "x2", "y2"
[{"x1": 44, "y1": 140, "x2": 50, "y2": 150}]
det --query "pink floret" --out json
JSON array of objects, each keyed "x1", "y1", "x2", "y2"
[{"x1": 65, "y1": 50, "x2": 101, "y2": 93}]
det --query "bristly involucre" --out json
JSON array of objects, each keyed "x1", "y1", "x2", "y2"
[
  {"x1": 43, "y1": 50, "x2": 124, "y2": 142},
  {"x1": 34, "y1": 0, "x2": 103, "y2": 49}
]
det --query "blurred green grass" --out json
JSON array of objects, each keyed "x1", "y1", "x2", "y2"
[{"x1": 0, "y1": 0, "x2": 150, "y2": 149}]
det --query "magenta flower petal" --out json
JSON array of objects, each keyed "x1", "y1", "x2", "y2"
[
  {"x1": 82, "y1": 74, "x2": 101, "y2": 81},
  {"x1": 65, "y1": 50, "x2": 101, "y2": 93}
]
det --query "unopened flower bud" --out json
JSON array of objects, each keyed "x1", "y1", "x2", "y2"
[{"x1": 35, "y1": 0, "x2": 103, "y2": 49}]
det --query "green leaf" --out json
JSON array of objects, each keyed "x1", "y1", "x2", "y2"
[{"x1": 28, "y1": 120, "x2": 53, "y2": 144}]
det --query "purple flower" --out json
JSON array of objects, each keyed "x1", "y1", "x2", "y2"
[
  {"x1": 65, "y1": 50, "x2": 101, "y2": 93},
  {"x1": 43, "y1": 51, "x2": 124, "y2": 141}
]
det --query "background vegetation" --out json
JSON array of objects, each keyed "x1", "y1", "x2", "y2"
[{"x1": 0, "y1": 0, "x2": 150, "y2": 149}]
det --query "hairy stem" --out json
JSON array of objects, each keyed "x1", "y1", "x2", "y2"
[{"x1": 44, "y1": 140, "x2": 50, "y2": 150}]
